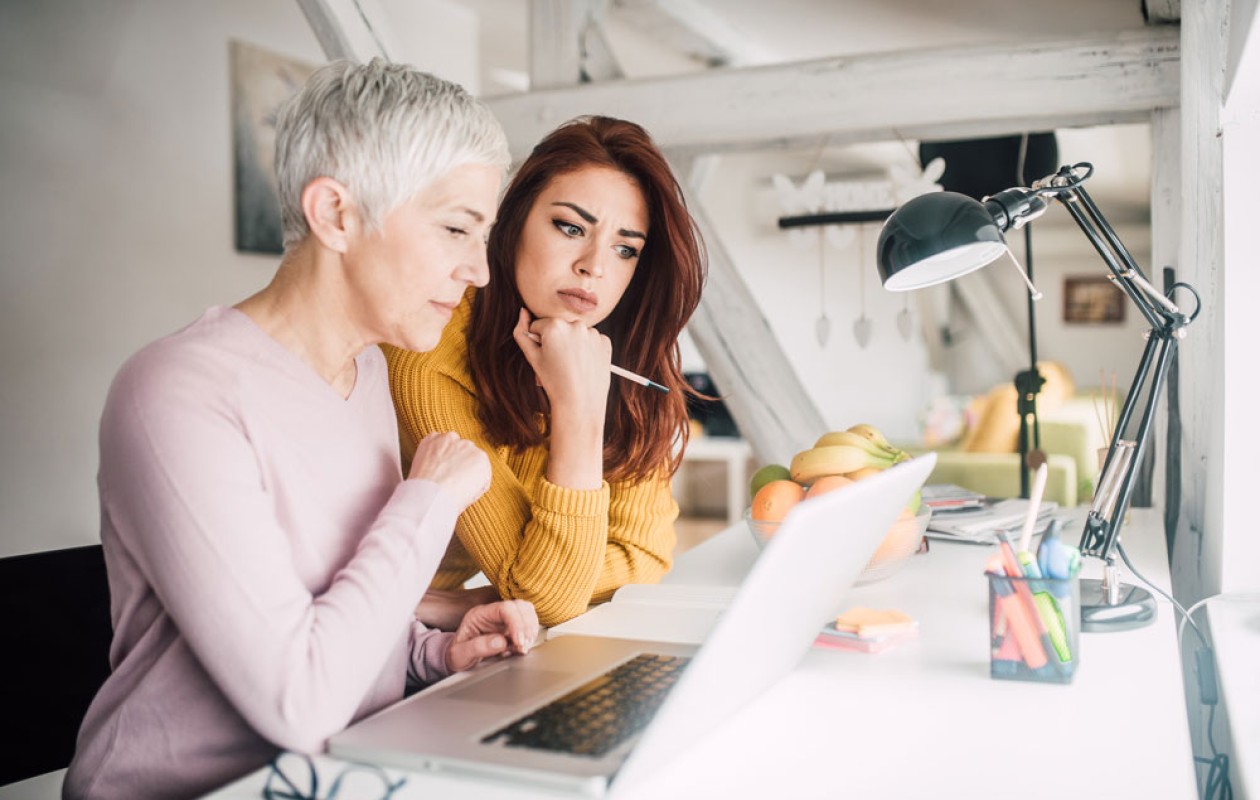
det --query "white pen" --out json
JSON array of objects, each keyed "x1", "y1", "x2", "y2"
[
  {"x1": 610, "y1": 364, "x2": 669, "y2": 393},
  {"x1": 1018, "y1": 462, "x2": 1049, "y2": 553},
  {"x1": 526, "y1": 333, "x2": 669, "y2": 393}
]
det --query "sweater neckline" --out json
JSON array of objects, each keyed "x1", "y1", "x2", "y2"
[{"x1": 208, "y1": 305, "x2": 374, "y2": 404}]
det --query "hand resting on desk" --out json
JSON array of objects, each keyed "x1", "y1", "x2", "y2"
[{"x1": 446, "y1": 599, "x2": 540, "y2": 672}]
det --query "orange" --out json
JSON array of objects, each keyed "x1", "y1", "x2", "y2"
[
  {"x1": 749, "y1": 463, "x2": 792, "y2": 498},
  {"x1": 751, "y1": 480, "x2": 806, "y2": 522},
  {"x1": 805, "y1": 474, "x2": 855, "y2": 499},
  {"x1": 871, "y1": 512, "x2": 921, "y2": 564}
]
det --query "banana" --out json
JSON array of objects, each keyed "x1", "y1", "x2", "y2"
[
  {"x1": 790, "y1": 445, "x2": 889, "y2": 484},
  {"x1": 846, "y1": 423, "x2": 897, "y2": 454},
  {"x1": 814, "y1": 430, "x2": 899, "y2": 459}
]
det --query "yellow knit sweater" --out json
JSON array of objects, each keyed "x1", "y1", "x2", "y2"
[{"x1": 383, "y1": 295, "x2": 678, "y2": 625}]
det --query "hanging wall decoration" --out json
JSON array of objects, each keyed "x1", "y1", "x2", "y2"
[
  {"x1": 853, "y1": 225, "x2": 872, "y2": 348},
  {"x1": 772, "y1": 169, "x2": 823, "y2": 251},
  {"x1": 815, "y1": 228, "x2": 831, "y2": 346},
  {"x1": 771, "y1": 168, "x2": 855, "y2": 349},
  {"x1": 897, "y1": 294, "x2": 914, "y2": 341},
  {"x1": 772, "y1": 157, "x2": 945, "y2": 350}
]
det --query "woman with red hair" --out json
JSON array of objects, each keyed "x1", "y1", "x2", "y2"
[{"x1": 385, "y1": 116, "x2": 706, "y2": 626}]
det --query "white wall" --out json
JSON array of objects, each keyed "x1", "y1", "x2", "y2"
[{"x1": 0, "y1": 0, "x2": 476, "y2": 558}]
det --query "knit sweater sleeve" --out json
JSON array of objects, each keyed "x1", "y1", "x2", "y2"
[{"x1": 386, "y1": 345, "x2": 678, "y2": 626}]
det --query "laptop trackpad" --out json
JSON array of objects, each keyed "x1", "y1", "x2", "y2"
[{"x1": 446, "y1": 667, "x2": 572, "y2": 705}]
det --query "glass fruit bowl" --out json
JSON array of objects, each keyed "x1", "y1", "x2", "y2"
[{"x1": 745, "y1": 504, "x2": 932, "y2": 585}]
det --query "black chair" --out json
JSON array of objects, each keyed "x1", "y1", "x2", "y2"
[{"x1": 0, "y1": 545, "x2": 113, "y2": 786}]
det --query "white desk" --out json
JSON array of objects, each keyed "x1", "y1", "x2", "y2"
[{"x1": 207, "y1": 508, "x2": 1198, "y2": 799}]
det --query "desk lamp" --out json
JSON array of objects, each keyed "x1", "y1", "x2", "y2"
[{"x1": 875, "y1": 162, "x2": 1201, "y2": 631}]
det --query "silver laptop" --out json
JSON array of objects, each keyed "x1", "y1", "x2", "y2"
[{"x1": 330, "y1": 454, "x2": 935, "y2": 796}]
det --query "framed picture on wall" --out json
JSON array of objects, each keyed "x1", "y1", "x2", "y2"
[
  {"x1": 230, "y1": 41, "x2": 317, "y2": 255},
  {"x1": 1062, "y1": 275, "x2": 1126, "y2": 324}
]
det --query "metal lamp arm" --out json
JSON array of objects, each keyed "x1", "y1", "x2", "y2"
[
  {"x1": 1081, "y1": 333, "x2": 1178, "y2": 560},
  {"x1": 1024, "y1": 166, "x2": 1195, "y2": 562},
  {"x1": 1046, "y1": 195, "x2": 1167, "y2": 331}
]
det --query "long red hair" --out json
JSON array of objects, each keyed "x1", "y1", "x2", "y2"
[{"x1": 467, "y1": 116, "x2": 707, "y2": 482}]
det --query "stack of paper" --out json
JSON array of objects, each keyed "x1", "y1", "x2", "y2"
[
  {"x1": 814, "y1": 607, "x2": 918, "y2": 654},
  {"x1": 921, "y1": 483, "x2": 986, "y2": 512},
  {"x1": 926, "y1": 498, "x2": 1058, "y2": 545}
]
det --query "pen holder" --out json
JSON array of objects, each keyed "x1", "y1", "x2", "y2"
[{"x1": 988, "y1": 572, "x2": 1080, "y2": 684}]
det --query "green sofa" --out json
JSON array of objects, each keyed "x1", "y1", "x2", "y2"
[{"x1": 913, "y1": 397, "x2": 1106, "y2": 508}]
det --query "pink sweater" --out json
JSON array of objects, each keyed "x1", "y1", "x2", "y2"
[{"x1": 65, "y1": 307, "x2": 460, "y2": 799}]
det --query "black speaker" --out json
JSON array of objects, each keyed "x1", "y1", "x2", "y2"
[
  {"x1": 919, "y1": 133, "x2": 1059, "y2": 201},
  {"x1": 684, "y1": 373, "x2": 740, "y2": 438}
]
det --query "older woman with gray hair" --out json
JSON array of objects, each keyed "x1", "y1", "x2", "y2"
[{"x1": 64, "y1": 59, "x2": 537, "y2": 799}]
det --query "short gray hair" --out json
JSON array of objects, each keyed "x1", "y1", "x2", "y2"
[{"x1": 275, "y1": 58, "x2": 510, "y2": 250}]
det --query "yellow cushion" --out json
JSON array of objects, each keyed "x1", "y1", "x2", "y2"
[
  {"x1": 960, "y1": 384, "x2": 1019, "y2": 453},
  {"x1": 1039, "y1": 361, "x2": 1076, "y2": 409},
  {"x1": 959, "y1": 362, "x2": 1075, "y2": 454}
]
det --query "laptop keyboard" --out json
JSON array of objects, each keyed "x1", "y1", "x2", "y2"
[{"x1": 480, "y1": 653, "x2": 691, "y2": 758}]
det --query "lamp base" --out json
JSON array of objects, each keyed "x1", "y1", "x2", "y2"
[{"x1": 1079, "y1": 578, "x2": 1157, "y2": 632}]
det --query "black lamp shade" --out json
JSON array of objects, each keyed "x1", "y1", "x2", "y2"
[{"x1": 876, "y1": 191, "x2": 1009, "y2": 291}]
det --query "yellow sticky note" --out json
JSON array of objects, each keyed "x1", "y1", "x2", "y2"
[{"x1": 834, "y1": 606, "x2": 915, "y2": 635}]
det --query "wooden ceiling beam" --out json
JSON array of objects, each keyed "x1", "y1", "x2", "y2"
[
  {"x1": 609, "y1": 0, "x2": 771, "y2": 67},
  {"x1": 486, "y1": 28, "x2": 1179, "y2": 160},
  {"x1": 530, "y1": 0, "x2": 624, "y2": 89},
  {"x1": 296, "y1": 0, "x2": 397, "y2": 62}
]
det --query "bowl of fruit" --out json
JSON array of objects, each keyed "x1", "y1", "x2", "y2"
[{"x1": 745, "y1": 423, "x2": 931, "y2": 585}]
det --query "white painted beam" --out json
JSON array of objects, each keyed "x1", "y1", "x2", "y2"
[
  {"x1": 1225, "y1": 0, "x2": 1260, "y2": 109},
  {"x1": 1144, "y1": 0, "x2": 1181, "y2": 24},
  {"x1": 951, "y1": 270, "x2": 1027, "y2": 377},
  {"x1": 610, "y1": 0, "x2": 771, "y2": 67},
  {"x1": 580, "y1": 17, "x2": 625, "y2": 83},
  {"x1": 1174, "y1": 0, "x2": 1227, "y2": 602},
  {"x1": 530, "y1": 0, "x2": 585, "y2": 89},
  {"x1": 1146, "y1": 107, "x2": 1180, "y2": 516},
  {"x1": 679, "y1": 157, "x2": 828, "y2": 466},
  {"x1": 529, "y1": 0, "x2": 624, "y2": 89},
  {"x1": 486, "y1": 29, "x2": 1180, "y2": 160},
  {"x1": 296, "y1": 0, "x2": 397, "y2": 62}
]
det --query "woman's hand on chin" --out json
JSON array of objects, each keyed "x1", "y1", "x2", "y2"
[{"x1": 512, "y1": 307, "x2": 611, "y2": 418}]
